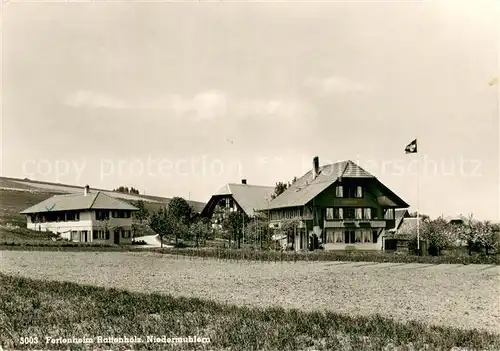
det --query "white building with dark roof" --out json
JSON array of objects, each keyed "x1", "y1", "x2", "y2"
[{"x1": 20, "y1": 185, "x2": 138, "y2": 244}]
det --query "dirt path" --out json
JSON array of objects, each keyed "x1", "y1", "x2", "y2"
[{"x1": 1, "y1": 250, "x2": 499, "y2": 334}]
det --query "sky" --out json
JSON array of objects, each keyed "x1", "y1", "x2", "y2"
[{"x1": 2, "y1": 0, "x2": 499, "y2": 220}]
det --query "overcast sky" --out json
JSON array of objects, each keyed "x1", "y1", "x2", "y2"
[{"x1": 2, "y1": 0, "x2": 499, "y2": 220}]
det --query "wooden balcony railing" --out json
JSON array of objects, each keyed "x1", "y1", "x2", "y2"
[{"x1": 324, "y1": 219, "x2": 389, "y2": 228}]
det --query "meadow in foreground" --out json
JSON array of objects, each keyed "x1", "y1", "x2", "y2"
[{"x1": 1, "y1": 273, "x2": 499, "y2": 351}]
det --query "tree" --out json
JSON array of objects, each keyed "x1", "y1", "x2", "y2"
[
  {"x1": 223, "y1": 211, "x2": 247, "y2": 249},
  {"x1": 149, "y1": 208, "x2": 174, "y2": 248},
  {"x1": 133, "y1": 200, "x2": 149, "y2": 224},
  {"x1": 167, "y1": 197, "x2": 193, "y2": 226},
  {"x1": 280, "y1": 217, "x2": 302, "y2": 251},
  {"x1": 410, "y1": 217, "x2": 455, "y2": 256},
  {"x1": 166, "y1": 197, "x2": 193, "y2": 245},
  {"x1": 457, "y1": 214, "x2": 500, "y2": 255},
  {"x1": 270, "y1": 177, "x2": 298, "y2": 200},
  {"x1": 245, "y1": 215, "x2": 271, "y2": 249},
  {"x1": 187, "y1": 219, "x2": 213, "y2": 247},
  {"x1": 113, "y1": 186, "x2": 140, "y2": 195},
  {"x1": 211, "y1": 205, "x2": 226, "y2": 236}
]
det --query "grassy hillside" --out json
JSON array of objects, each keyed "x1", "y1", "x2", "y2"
[
  {"x1": 0, "y1": 176, "x2": 206, "y2": 213},
  {"x1": 0, "y1": 189, "x2": 63, "y2": 226}
]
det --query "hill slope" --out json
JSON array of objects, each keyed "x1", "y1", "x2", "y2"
[{"x1": 0, "y1": 176, "x2": 206, "y2": 213}]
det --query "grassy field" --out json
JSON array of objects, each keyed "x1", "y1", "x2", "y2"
[
  {"x1": 2, "y1": 250, "x2": 499, "y2": 335},
  {"x1": 1, "y1": 273, "x2": 499, "y2": 351}
]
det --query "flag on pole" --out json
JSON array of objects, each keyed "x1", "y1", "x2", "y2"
[{"x1": 405, "y1": 139, "x2": 417, "y2": 154}]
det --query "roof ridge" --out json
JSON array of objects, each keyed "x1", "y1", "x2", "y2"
[{"x1": 227, "y1": 183, "x2": 274, "y2": 188}]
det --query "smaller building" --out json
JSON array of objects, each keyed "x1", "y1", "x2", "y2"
[
  {"x1": 20, "y1": 185, "x2": 138, "y2": 244},
  {"x1": 385, "y1": 210, "x2": 424, "y2": 251},
  {"x1": 201, "y1": 179, "x2": 275, "y2": 228}
]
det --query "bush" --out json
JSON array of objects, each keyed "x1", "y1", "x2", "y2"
[
  {"x1": 131, "y1": 240, "x2": 147, "y2": 245},
  {"x1": 174, "y1": 241, "x2": 190, "y2": 249}
]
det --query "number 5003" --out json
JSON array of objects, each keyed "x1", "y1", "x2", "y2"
[{"x1": 20, "y1": 337, "x2": 39, "y2": 344}]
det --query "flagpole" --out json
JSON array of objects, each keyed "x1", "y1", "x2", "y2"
[{"x1": 416, "y1": 137, "x2": 420, "y2": 254}]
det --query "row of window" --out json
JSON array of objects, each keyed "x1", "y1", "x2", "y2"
[
  {"x1": 68, "y1": 229, "x2": 132, "y2": 241},
  {"x1": 219, "y1": 198, "x2": 236, "y2": 210},
  {"x1": 93, "y1": 229, "x2": 132, "y2": 239},
  {"x1": 325, "y1": 207, "x2": 376, "y2": 220},
  {"x1": 96, "y1": 210, "x2": 132, "y2": 220},
  {"x1": 335, "y1": 185, "x2": 363, "y2": 198},
  {"x1": 30, "y1": 210, "x2": 132, "y2": 223},
  {"x1": 325, "y1": 230, "x2": 378, "y2": 244},
  {"x1": 31, "y1": 212, "x2": 80, "y2": 223},
  {"x1": 270, "y1": 208, "x2": 303, "y2": 220}
]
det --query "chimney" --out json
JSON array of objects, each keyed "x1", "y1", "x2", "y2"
[
  {"x1": 312, "y1": 156, "x2": 319, "y2": 179},
  {"x1": 84, "y1": 185, "x2": 90, "y2": 196},
  {"x1": 241, "y1": 179, "x2": 247, "y2": 185}
]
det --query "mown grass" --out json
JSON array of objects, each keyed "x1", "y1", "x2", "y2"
[
  {"x1": 0, "y1": 274, "x2": 498, "y2": 351},
  {"x1": 156, "y1": 247, "x2": 500, "y2": 265}
]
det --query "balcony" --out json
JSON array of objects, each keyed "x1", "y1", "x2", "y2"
[{"x1": 324, "y1": 219, "x2": 388, "y2": 229}]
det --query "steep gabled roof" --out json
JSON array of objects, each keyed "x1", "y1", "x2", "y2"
[
  {"x1": 263, "y1": 160, "x2": 372, "y2": 210},
  {"x1": 393, "y1": 217, "x2": 424, "y2": 237},
  {"x1": 392, "y1": 209, "x2": 410, "y2": 230},
  {"x1": 202, "y1": 183, "x2": 275, "y2": 217},
  {"x1": 263, "y1": 160, "x2": 408, "y2": 210},
  {"x1": 20, "y1": 191, "x2": 139, "y2": 214}
]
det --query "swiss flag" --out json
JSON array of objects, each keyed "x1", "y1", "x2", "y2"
[{"x1": 405, "y1": 139, "x2": 417, "y2": 154}]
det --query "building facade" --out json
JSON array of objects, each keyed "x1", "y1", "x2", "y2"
[
  {"x1": 21, "y1": 185, "x2": 138, "y2": 244},
  {"x1": 262, "y1": 157, "x2": 409, "y2": 251}
]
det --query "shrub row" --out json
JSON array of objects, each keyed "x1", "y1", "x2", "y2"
[
  {"x1": 157, "y1": 247, "x2": 500, "y2": 265},
  {"x1": 1, "y1": 243, "x2": 498, "y2": 264}
]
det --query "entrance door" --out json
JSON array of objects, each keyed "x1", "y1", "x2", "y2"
[
  {"x1": 80, "y1": 230, "x2": 88, "y2": 243},
  {"x1": 114, "y1": 230, "x2": 120, "y2": 244}
]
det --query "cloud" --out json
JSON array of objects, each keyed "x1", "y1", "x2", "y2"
[
  {"x1": 64, "y1": 89, "x2": 227, "y2": 120},
  {"x1": 190, "y1": 90, "x2": 227, "y2": 120},
  {"x1": 304, "y1": 76, "x2": 370, "y2": 96},
  {"x1": 140, "y1": 90, "x2": 227, "y2": 120},
  {"x1": 63, "y1": 89, "x2": 313, "y2": 122},
  {"x1": 64, "y1": 90, "x2": 129, "y2": 109},
  {"x1": 233, "y1": 98, "x2": 316, "y2": 121}
]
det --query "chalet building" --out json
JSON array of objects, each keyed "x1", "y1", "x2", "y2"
[
  {"x1": 20, "y1": 185, "x2": 138, "y2": 244},
  {"x1": 261, "y1": 157, "x2": 409, "y2": 251},
  {"x1": 201, "y1": 179, "x2": 274, "y2": 228}
]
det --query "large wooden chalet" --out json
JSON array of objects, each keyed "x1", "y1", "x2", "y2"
[{"x1": 260, "y1": 157, "x2": 409, "y2": 251}]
